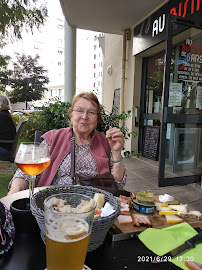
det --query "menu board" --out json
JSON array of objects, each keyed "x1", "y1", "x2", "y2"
[{"x1": 142, "y1": 126, "x2": 160, "y2": 161}]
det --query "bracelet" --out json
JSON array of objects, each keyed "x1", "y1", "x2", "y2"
[{"x1": 113, "y1": 156, "x2": 123, "y2": 163}]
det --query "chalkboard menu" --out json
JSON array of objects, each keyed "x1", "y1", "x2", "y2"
[{"x1": 142, "y1": 126, "x2": 160, "y2": 161}]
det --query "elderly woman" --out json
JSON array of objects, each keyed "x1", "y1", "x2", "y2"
[
  {"x1": 0, "y1": 95, "x2": 16, "y2": 156},
  {"x1": 8, "y1": 92, "x2": 127, "y2": 194}
]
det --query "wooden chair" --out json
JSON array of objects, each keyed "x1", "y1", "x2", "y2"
[{"x1": 0, "y1": 118, "x2": 28, "y2": 174}]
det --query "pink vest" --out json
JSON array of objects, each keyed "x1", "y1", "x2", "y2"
[{"x1": 36, "y1": 127, "x2": 111, "y2": 187}]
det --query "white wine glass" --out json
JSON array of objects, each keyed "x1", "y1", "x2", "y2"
[{"x1": 15, "y1": 142, "x2": 51, "y2": 198}]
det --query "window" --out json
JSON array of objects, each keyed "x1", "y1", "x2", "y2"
[
  {"x1": 94, "y1": 83, "x2": 95, "y2": 88},
  {"x1": 58, "y1": 50, "x2": 63, "y2": 55},
  {"x1": 94, "y1": 54, "x2": 96, "y2": 60},
  {"x1": 94, "y1": 73, "x2": 96, "y2": 78},
  {"x1": 58, "y1": 62, "x2": 62, "y2": 66},
  {"x1": 94, "y1": 36, "x2": 97, "y2": 41},
  {"x1": 145, "y1": 52, "x2": 164, "y2": 114},
  {"x1": 94, "y1": 64, "x2": 96, "y2": 69},
  {"x1": 94, "y1": 45, "x2": 96, "y2": 50},
  {"x1": 59, "y1": 89, "x2": 64, "y2": 96},
  {"x1": 52, "y1": 89, "x2": 57, "y2": 96}
]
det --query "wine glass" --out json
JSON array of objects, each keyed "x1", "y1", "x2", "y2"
[{"x1": 15, "y1": 142, "x2": 51, "y2": 198}]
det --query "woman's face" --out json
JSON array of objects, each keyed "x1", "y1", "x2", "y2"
[{"x1": 70, "y1": 98, "x2": 98, "y2": 136}]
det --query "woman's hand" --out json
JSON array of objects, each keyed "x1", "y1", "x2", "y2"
[
  {"x1": 107, "y1": 127, "x2": 124, "y2": 158},
  {"x1": 107, "y1": 127, "x2": 125, "y2": 182},
  {"x1": 7, "y1": 178, "x2": 29, "y2": 195}
]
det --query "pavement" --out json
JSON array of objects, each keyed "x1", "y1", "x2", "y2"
[{"x1": 123, "y1": 156, "x2": 202, "y2": 213}]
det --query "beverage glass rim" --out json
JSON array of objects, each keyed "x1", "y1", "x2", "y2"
[{"x1": 44, "y1": 192, "x2": 96, "y2": 214}]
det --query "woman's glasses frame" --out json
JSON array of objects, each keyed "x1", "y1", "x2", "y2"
[{"x1": 73, "y1": 107, "x2": 97, "y2": 117}]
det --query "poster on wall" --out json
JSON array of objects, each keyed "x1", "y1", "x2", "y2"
[
  {"x1": 168, "y1": 83, "x2": 182, "y2": 107},
  {"x1": 196, "y1": 86, "x2": 202, "y2": 109}
]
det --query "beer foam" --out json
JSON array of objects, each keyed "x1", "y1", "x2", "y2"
[
  {"x1": 15, "y1": 156, "x2": 50, "y2": 164},
  {"x1": 46, "y1": 217, "x2": 89, "y2": 243}
]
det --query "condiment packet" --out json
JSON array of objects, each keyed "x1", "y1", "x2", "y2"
[
  {"x1": 101, "y1": 202, "x2": 115, "y2": 217},
  {"x1": 159, "y1": 194, "x2": 174, "y2": 203}
]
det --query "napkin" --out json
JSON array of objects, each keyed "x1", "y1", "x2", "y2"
[
  {"x1": 159, "y1": 194, "x2": 174, "y2": 203},
  {"x1": 138, "y1": 222, "x2": 202, "y2": 269},
  {"x1": 101, "y1": 202, "x2": 115, "y2": 217}
]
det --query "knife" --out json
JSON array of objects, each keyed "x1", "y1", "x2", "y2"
[{"x1": 152, "y1": 231, "x2": 202, "y2": 263}]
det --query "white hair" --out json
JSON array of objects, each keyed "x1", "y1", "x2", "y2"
[{"x1": 0, "y1": 95, "x2": 12, "y2": 110}]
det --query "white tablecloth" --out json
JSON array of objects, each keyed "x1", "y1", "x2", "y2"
[{"x1": 0, "y1": 188, "x2": 39, "y2": 209}]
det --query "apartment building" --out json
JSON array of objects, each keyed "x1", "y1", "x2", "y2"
[{"x1": 2, "y1": 1, "x2": 103, "y2": 107}]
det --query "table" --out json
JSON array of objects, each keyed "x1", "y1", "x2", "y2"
[{"x1": 0, "y1": 190, "x2": 180, "y2": 270}]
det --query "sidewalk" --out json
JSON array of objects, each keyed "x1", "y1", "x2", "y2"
[{"x1": 123, "y1": 156, "x2": 202, "y2": 212}]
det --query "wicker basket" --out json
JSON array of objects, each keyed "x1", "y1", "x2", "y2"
[{"x1": 30, "y1": 185, "x2": 120, "y2": 252}]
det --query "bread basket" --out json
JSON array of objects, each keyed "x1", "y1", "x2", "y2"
[{"x1": 30, "y1": 185, "x2": 120, "y2": 252}]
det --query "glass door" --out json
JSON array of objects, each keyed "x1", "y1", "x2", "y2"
[{"x1": 158, "y1": 15, "x2": 202, "y2": 186}]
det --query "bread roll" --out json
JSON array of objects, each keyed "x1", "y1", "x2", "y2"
[
  {"x1": 93, "y1": 193, "x2": 105, "y2": 209},
  {"x1": 106, "y1": 130, "x2": 112, "y2": 138}
]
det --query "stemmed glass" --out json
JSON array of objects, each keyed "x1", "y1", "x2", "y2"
[{"x1": 15, "y1": 142, "x2": 51, "y2": 198}]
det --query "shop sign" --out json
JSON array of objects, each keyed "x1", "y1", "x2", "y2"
[
  {"x1": 177, "y1": 38, "x2": 202, "y2": 82},
  {"x1": 133, "y1": 0, "x2": 201, "y2": 55}
]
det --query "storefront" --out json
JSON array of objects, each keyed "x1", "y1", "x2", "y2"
[{"x1": 133, "y1": 0, "x2": 202, "y2": 186}]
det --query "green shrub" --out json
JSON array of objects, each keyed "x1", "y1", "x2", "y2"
[
  {"x1": 38, "y1": 99, "x2": 71, "y2": 132},
  {"x1": 12, "y1": 99, "x2": 137, "y2": 156}
]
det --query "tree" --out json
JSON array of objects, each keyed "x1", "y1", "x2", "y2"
[
  {"x1": 8, "y1": 53, "x2": 49, "y2": 108},
  {"x1": 0, "y1": 0, "x2": 48, "y2": 41},
  {"x1": 0, "y1": 0, "x2": 48, "y2": 93},
  {"x1": 0, "y1": 57, "x2": 11, "y2": 92}
]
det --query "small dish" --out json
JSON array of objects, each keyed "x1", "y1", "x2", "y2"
[{"x1": 133, "y1": 200, "x2": 154, "y2": 214}]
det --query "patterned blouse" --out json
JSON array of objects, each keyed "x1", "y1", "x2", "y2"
[{"x1": 10, "y1": 140, "x2": 127, "y2": 189}]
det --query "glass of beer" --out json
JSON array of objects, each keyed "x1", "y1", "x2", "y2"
[
  {"x1": 44, "y1": 193, "x2": 96, "y2": 270},
  {"x1": 15, "y1": 142, "x2": 51, "y2": 198}
]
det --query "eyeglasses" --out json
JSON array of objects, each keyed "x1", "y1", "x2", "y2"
[{"x1": 73, "y1": 108, "x2": 97, "y2": 117}]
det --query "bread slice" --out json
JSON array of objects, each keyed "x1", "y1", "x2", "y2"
[
  {"x1": 106, "y1": 130, "x2": 112, "y2": 138},
  {"x1": 117, "y1": 215, "x2": 133, "y2": 224},
  {"x1": 93, "y1": 193, "x2": 105, "y2": 209},
  {"x1": 178, "y1": 210, "x2": 201, "y2": 220},
  {"x1": 131, "y1": 214, "x2": 152, "y2": 227}
]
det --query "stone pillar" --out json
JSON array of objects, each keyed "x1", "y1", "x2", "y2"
[{"x1": 64, "y1": 20, "x2": 76, "y2": 102}]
